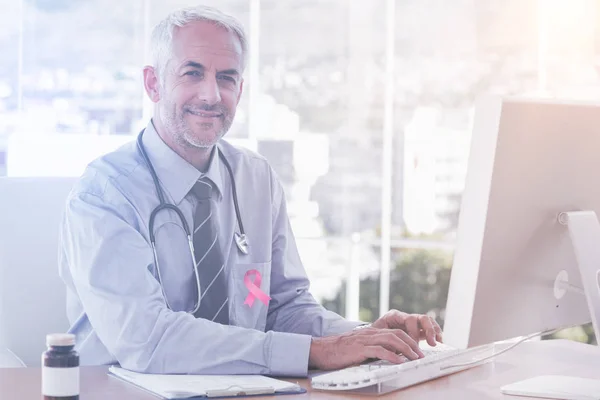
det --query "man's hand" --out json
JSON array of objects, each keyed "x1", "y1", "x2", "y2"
[
  {"x1": 371, "y1": 310, "x2": 443, "y2": 346},
  {"x1": 308, "y1": 327, "x2": 425, "y2": 371}
]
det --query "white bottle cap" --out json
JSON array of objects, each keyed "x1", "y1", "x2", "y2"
[{"x1": 46, "y1": 333, "x2": 75, "y2": 347}]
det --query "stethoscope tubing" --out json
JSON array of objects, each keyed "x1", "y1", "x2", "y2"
[{"x1": 136, "y1": 128, "x2": 247, "y2": 314}]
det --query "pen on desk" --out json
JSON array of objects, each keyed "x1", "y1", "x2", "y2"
[{"x1": 205, "y1": 386, "x2": 275, "y2": 397}]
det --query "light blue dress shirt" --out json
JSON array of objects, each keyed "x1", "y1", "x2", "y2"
[{"x1": 58, "y1": 120, "x2": 363, "y2": 377}]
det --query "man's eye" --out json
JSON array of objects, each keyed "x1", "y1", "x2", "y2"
[
  {"x1": 219, "y1": 75, "x2": 235, "y2": 82},
  {"x1": 185, "y1": 71, "x2": 201, "y2": 77}
]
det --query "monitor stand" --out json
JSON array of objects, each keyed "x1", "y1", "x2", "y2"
[
  {"x1": 503, "y1": 210, "x2": 600, "y2": 399},
  {"x1": 558, "y1": 210, "x2": 600, "y2": 343}
]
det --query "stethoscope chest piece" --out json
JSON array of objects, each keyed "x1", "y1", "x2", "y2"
[{"x1": 235, "y1": 232, "x2": 249, "y2": 255}]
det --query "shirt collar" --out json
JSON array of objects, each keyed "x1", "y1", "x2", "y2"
[{"x1": 140, "y1": 119, "x2": 224, "y2": 205}]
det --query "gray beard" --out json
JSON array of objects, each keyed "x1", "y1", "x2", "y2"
[{"x1": 160, "y1": 101, "x2": 226, "y2": 149}]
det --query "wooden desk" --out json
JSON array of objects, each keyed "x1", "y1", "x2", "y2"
[{"x1": 1, "y1": 339, "x2": 598, "y2": 399}]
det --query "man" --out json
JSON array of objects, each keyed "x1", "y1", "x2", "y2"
[{"x1": 59, "y1": 5, "x2": 443, "y2": 376}]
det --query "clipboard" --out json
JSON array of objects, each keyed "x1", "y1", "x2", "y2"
[{"x1": 108, "y1": 366, "x2": 307, "y2": 399}]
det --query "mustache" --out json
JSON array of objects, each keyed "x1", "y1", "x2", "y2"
[{"x1": 184, "y1": 103, "x2": 226, "y2": 114}]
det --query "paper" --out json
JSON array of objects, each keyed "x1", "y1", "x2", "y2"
[
  {"x1": 501, "y1": 375, "x2": 600, "y2": 400},
  {"x1": 108, "y1": 366, "x2": 303, "y2": 399}
]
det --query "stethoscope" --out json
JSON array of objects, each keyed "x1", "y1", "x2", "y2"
[{"x1": 136, "y1": 129, "x2": 249, "y2": 314}]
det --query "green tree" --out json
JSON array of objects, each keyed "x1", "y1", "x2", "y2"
[
  {"x1": 544, "y1": 324, "x2": 596, "y2": 344},
  {"x1": 323, "y1": 246, "x2": 597, "y2": 346},
  {"x1": 322, "y1": 248, "x2": 452, "y2": 326}
]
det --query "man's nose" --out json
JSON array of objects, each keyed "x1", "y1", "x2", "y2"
[{"x1": 196, "y1": 76, "x2": 221, "y2": 105}]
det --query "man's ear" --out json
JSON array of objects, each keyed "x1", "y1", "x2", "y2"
[{"x1": 143, "y1": 66, "x2": 161, "y2": 103}]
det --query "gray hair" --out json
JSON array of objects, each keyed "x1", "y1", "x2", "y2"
[{"x1": 150, "y1": 5, "x2": 248, "y2": 85}]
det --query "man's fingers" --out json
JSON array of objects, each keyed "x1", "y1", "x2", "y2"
[
  {"x1": 368, "y1": 332, "x2": 422, "y2": 360},
  {"x1": 363, "y1": 346, "x2": 406, "y2": 364},
  {"x1": 404, "y1": 316, "x2": 420, "y2": 343},
  {"x1": 431, "y1": 316, "x2": 443, "y2": 342},
  {"x1": 384, "y1": 310, "x2": 407, "y2": 328},
  {"x1": 387, "y1": 329, "x2": 425, "y2": 358},
  {"x1": 419, "y1": 316, "x2": 437, "y2": 346}
]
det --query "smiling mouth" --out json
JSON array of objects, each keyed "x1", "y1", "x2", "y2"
[{"x1": 187, "y1": 110, "x2": 222, "y2": 118}]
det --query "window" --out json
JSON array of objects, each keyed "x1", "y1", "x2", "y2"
[{"x1": 2, "y1": 0, "x2": 599, "y2": 342}]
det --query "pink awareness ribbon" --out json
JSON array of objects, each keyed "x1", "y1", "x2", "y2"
[{"x1": 243, "y1": 269, "x2": 271, "y2": 307}]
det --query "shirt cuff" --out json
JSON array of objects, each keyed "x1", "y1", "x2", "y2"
[{"x1": 267, "y1": 331, "x2": 312, "y2": 377}]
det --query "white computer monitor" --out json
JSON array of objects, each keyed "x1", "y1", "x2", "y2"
[{"x1": 443, "y1": 96, "x2": 600, "y2": 350}]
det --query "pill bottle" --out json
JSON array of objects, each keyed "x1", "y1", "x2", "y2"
[{"x1": 41, "y1": 333, "x2": 79, "y2": 400}]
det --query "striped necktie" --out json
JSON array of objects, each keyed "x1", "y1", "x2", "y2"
[{"x1": 190, "y1": 178, "x2": 229, "y2": 324}]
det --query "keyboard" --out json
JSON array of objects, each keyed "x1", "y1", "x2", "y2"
[{"x1": 310, "y1": 342, "x2": 495, "y2": 392}]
